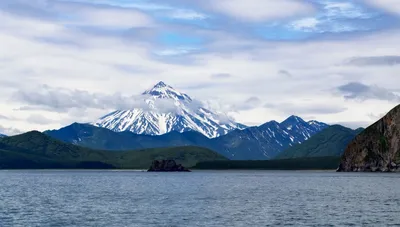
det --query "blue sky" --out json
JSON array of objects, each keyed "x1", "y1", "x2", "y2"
[
  {"x1": 0, "y1": 0, "x2": 400, "y2": 134},
  {"x1": 3, "y1": 0, "x2": 397, "y2": 54}
]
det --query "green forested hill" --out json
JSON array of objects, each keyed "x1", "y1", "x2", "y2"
[
  {"x1": 194, "y1": 156, "x2": 341, "y2": 170},
  {"x1": 275, "y1": 125, "x2": 363, "y2": 159},
  {"x1": 45, "y1": 121, "x2": 329, "y2": 160},
  {"x1": 0, "y1": 131, "x2": 227, "y2": 169}
]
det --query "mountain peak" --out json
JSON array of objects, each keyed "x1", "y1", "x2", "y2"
[
  {"x1": 260, "y1": 120, "x2": 280, "y2": 128},
  {"x1": 143, "y1": 81, "x2": 173, "y2": 94},
  {"x1": 282, "y1": 115, "x2": 305, "y2": 124},
  {"x1": 277, "y1": 115, "x2": 329, "y2": 142},
  {"x1": 94, "y1": 81, "x2": 246, "y2": 138},
  {"x1": 142, "y1": 81, "x2": 192, "y2": 101},
  {"x1": 153, "y1": 81, "x2": 168, "y2": 89}
]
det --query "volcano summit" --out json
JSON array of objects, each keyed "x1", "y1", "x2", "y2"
[{"x1": 93, "y1": 81, "x2": 246, "y2": 138}]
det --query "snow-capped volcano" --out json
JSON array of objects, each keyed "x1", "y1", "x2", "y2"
[{"x1": 93, "y1": 81, "x2": 246, "y2": 138}]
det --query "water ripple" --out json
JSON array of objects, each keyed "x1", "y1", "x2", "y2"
[{"x1": 0, "y1": 170, "x2": 400, "y2": 226}]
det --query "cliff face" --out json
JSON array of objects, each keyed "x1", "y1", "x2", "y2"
[{"x1": 337, "y1": 105, "x2": 400, "y2": 172}]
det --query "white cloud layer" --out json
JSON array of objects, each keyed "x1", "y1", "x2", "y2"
[
  {"x1": 68, "y1": 7, "x2": 154, "y2": 28},
  {"x1": 291, "y1": 17, "x2": 320, "y2": 30},
  {"x1": 0, "y1": 0, "x2": 400, "y2": 134},
  {"x1": 364, "y1": 0, "x2": 400, "y2": 15},
  {"x1": 206, "y1": 0, "x2": 315, "y2": 22}
]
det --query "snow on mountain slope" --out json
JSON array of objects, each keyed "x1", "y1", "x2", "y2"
[
  {"x1": 93, "y1": 81, "x2": 247, "y2": 138},
  {"x1": 215, "y1": 116, "x2": 330, "y2": 159},
  {"x1": 280, "y1": 115, "x2": 329, "y2": 142}
]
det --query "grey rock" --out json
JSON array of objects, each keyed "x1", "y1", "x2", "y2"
[
  {"x1": 337, "y1": 104, "x2": 400, "y2": 172},
  {"x1": 147, "y1": 160, "x2": 191, "y2": 172}
]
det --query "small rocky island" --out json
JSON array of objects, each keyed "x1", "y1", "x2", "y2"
[{"x1": 148, "y1": 160, "x2": 191, "y2": 172}]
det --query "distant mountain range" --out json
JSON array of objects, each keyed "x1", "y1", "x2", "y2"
[
  {"x1": 93, "y1": 81, "x2": 246, "y2": 138},
  {"x1": 0, "y1": 131, "x2": 226, "y2": 169},
  {"x1": 2, "y1": 80, "x2": 382, "y2": 168},
  {"x1": 42, "y1": 81, "x2": 330, "y2": 160},
  {"x1": 46, "y1": 115, "x2": 329, "y2": 160},
  {"x1": 0, "y1": 134, "x2": 6, "y2": 138},
  {"x1": 276, "y1": 125, "x2": 363, "y2": 159}
]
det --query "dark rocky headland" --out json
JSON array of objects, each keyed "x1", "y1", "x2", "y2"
[
  {"x1": 337, "y1": 104, "x2": 400, "y2": 172},
  {"x1": 148, "y1": 160, "x2": 191, "y2": 172}
]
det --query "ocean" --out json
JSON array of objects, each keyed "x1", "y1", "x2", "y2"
[{"x1": 1, "y1": 170, "x2": 399, "y2": 226}]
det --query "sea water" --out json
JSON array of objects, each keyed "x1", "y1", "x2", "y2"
[{"x1": 1, "y1": 170, "x2": 399, "y2": 226}]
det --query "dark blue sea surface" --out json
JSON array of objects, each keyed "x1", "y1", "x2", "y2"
[{"x1": 1, "y1": 170, "x2": 400, "y2": 226}]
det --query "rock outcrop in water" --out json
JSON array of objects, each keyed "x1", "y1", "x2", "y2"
[
  {"x1": 147, "y1": 160, "x2": 191, "y2": 172},
  {"x1": 337, "y1": 105, "x2": 400, "y2": 172}
]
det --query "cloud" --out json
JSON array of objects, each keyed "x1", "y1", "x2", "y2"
[
  {"x1": 26, "y1": 114, "x2": 55, "y2": 125},
  {"x1": 168, "y1": 9, "x2": 208, "y2": 20},
  {"x1": 205, "y1": 0, "x2": 315, "y2": 22},
  {"x1": 367, "y1": 112, "x2": 386, "y2": 121},
  {"x1": 236, "y1": 96, "x2": 262, "y2": 110},
  {"x1": 337, "y1": 82, "x2": 400, "y2": 102},
  {"x1": 364, "y1": 0, "x2": 400, "y2": 15},
  {"x1": 330, "y1": 121, "x2": 370, "y2": 129},
  {"x1": 0, "y1": 0, "x2": 155, "y2": 28},
  {"x1": 66, "y1": 6, "x2": 154, "y2": 28},
  {"x1": 288, "y1": 1, "x2": 376, "y2": 33},
  {"x1": 154, "y1": 47, "x2": 199, "y2": 56},
  {"x1": 11, "y1": 84, "x2": 225, "y2": 117},
  {"x1": 264, "y1": 102, "x2": 348, "y2": 116},
  {"x1": 344, "y1": 56, "x2": 400, "y2": 66},
  {"x1": 211, "y1": 73, "x2": 233, "y2": 79},
  {"x1": 0, "y1": 0, "x2": 400, "y2": 134},
  {"x1": 11, "y1": 84, "x2": 179, "y2": 112},
  {"x1": 0, "y1": 115, "x2": 9, "y2": 120},
  {"x1": 290, "y1": 17, "x2": 320, "y2": 31},
  {"x1": 79, "y1": 0, "x2": 209, "y2": 20},
  {"x1": 0, "y1": 125, "x2": 23, "y2": 136},
  {"x1": 278, "y1": 70, "x2": 292, "y2": 78},
  {"x1": 323, "y1": 2, "x2": 371, "y2": 19}
]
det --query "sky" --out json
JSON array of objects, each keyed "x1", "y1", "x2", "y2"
[{"x1": 1, "y1": 0, "x2": 400, "y2": 135}]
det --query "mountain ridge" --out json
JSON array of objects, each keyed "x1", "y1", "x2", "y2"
[
  {"x1": 276, "y1": 125, "x2": 363, "y2": 159},
  {"x1": 46, "y1": 115, "x2": 329, "y2": 160}
]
